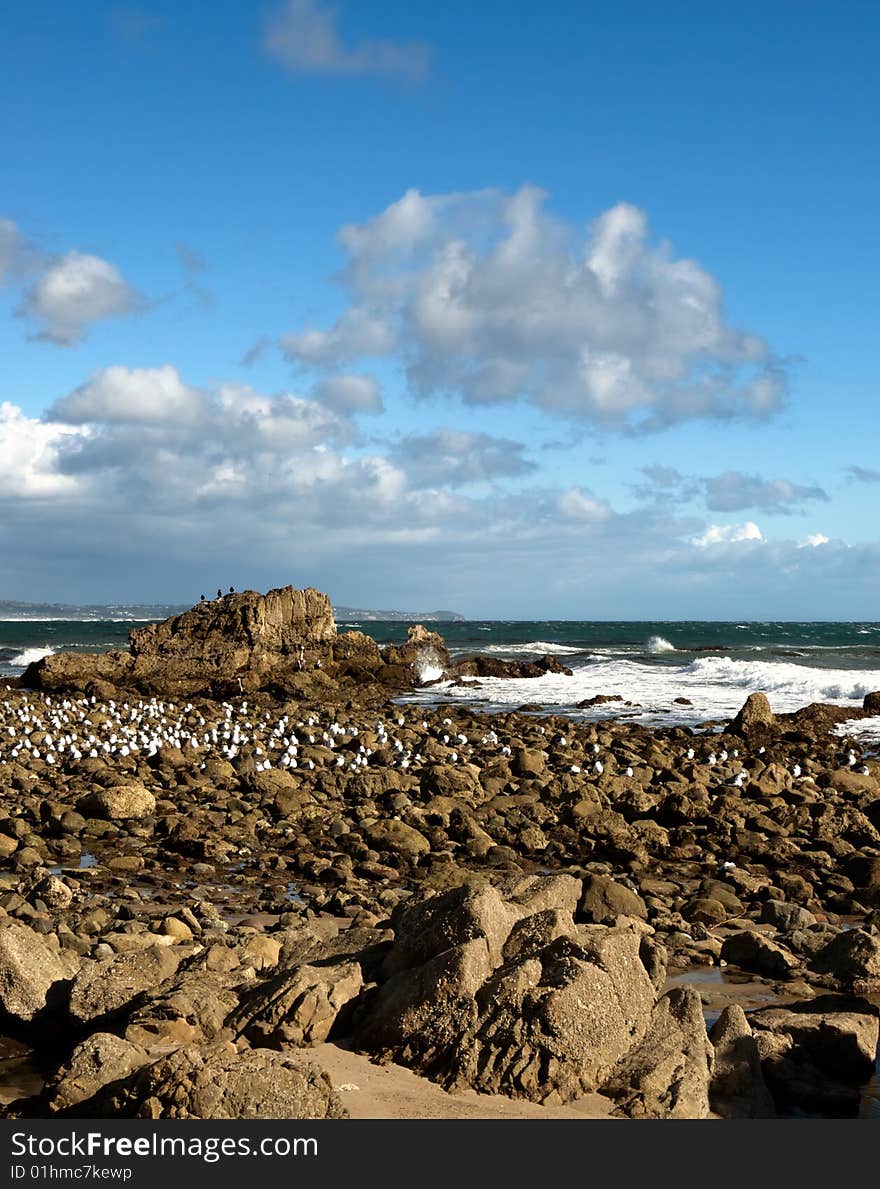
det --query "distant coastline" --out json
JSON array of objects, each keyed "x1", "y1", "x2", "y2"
[{"x1": 0, "y1": 599, "x2": 466, "y2": 623}]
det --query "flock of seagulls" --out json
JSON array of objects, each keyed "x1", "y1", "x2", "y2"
[{"x1": 0, "y1": 688, "x2": 872, "y2": 781}]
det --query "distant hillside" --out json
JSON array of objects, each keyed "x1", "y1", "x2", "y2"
[
  {"x1": 334, "y1": 606, "x2": 465, "y2": 622},
  {"x1": 0, "y1": 600, "x2": 187, "y2": 621},
  {"x1": 1, "y1": 598, "x2": 465, "y2": 624}
]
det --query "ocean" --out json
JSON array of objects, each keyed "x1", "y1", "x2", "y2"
[{"x1": 3, "y1": 611, "x2": 880, "y2": 740}]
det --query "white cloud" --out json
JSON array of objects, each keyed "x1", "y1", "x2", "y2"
[
  {"x1": 51, "y1": 366, "x2": 208, "y2": 426},
  {"x1": 19, "y1": 250, "x2": 142, "y2": 345},
  {"x1": 280, "y1": 306, "x2": 395, "y2": 366},
  {"x1": 799, "y1": 533, "x2": 830, "y2": 548},
  {"x1": 278, "y1": 186, "x2": 787, "y2": 430},
  {"x1": 264, "y1": 0, "x2": 429, "y2": 80},
  {"x1": 0, "y1": 402, "x2": 87, "y2": 498},
  {"x1": 312, "y1": 372, "x2": 383, "y2": 414},
  {"x1": 691, "y1": 521, "x2": 764, "y2": 548},
  {"x1": 557, "y1": 486, "x2": 613, "y2": 523}
]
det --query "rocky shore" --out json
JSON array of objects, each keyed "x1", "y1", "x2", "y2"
[{"x1": 1, "y1": 588, "x2": 879, "y2": 1120}]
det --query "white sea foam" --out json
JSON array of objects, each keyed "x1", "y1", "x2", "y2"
[
  {"x1": 836, "y1": 715, "x2": 880, "y2": 745},
  {"x1": 481, "y1": 641, "x2": 585, "y2": 656},
  {"x1": 647, "y1": 635, "x2": 676, "y2": 654},
  {"x1": 9, "y1": 646, "x2": 56, "y2": 667},
  {"x1": 401, "y1": 654, "x2": 880, "y2": 729}
]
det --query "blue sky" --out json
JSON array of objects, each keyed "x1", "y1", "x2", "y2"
[{"x1": 1, "y1": 0, "x2": 878, "y2": 616}]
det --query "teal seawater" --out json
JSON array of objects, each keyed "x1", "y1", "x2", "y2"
[{"x1": 2, "y1": 615, "x2": 879, "y2": 675}]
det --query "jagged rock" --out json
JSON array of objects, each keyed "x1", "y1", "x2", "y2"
[
  {"x1": 498, "y1": 873, "x2": 583, "y2": 918},
  {"x1": 709, "y1": 1005, "x2": 775, "y2": 1118},
  {"x1": 227, "y1": 960, "x2": 363, "y2": 1048},
  {"x1": 863, "y1": 691, "x2": 880, "y2": 716},
  {"x1": 45, "y1": 1033, "x2": 150, "y2": 1114},
  {"x1": 68, "y1": 945, "x2": 184, "y2": 1027},
  {"x1": 131, "y1": 586, "x2": 336, "y2": 661},
  {"x1": 452, "y1": 928, "x2": 656, "y2": 1103},
  {"x1": 452, "y1": 655, "x2": 573, "y2": 680},
  {"x1": 729, "y1": 692, "x2": 775, "y2": 736},
  {"x1": 381, "y1": 884, "x2": 524, "y2": 977},
  {"x1": 601, "y1": 986, "x2": 714, "y2": 1119},
  {"x1": 382, "y1": 624, "x2": 451, "y2": 679},
  {"x1": 0, "y1": 922, "x2": 80, "y2": 1025},
  {"x1": 123, "y1": 967, "x2": 245, "y2": 1050},
  {"x1": 356, "y1": 937, "x2": 493, "y2": 1078},
  {"x1": 357, "y1": 898, "x2": 657, "y2": 1104},
  {"x1": 79, "y1": 1044, "x2": 347, "y2": 1119}
]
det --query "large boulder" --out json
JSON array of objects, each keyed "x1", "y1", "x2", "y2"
[
  {"x1": 356, "y1": 886, "x2": 659, "y2": 1105},
  {"x1": 812, "y1": 928, "x2": 880, "y2": 992},
  {"x1": 748, "y1": 995, "x2": 879, "y2": 1080},
  {"x1": 451, "y1": 928, "x2": 657, "y2": 1103},
  {"x1": 729, "y1": 692, "x2": 775, "y2": 736},
  {"x1": 68, "y1": 945, "x2": 184, "y2": 1027},
  {"x1": 78, "y1": 1044, "x2": 347, "y2": 1119},
  {"x1": 381, "y1": 624, "x2": 451, "y2": 680},
  {"x1": 45, "y1": 1033, "x2": 150, "y2": 1114},
  {"x1": 227, "y1": 960, "x2": 363, "y2": 1048},
  {"x1": 708, "y1": 1005, "x2": 775, "y2": 1118},
  {"x1": 356, "y1": 937, "x2": 494, "y2": 1079},
  {"x1": 23, "y1": 586, "x2": 341, "y2": 697},
  {"x1": 601, "y1": 986, "x2": 714, "y2": 1119},
  {"x1": 130, "y1": 586, "x2": 336, "y2": 662},
  {"x1": 0, "y1": 922, "x2": 79, "y2": 1026},
  {"x1": 579, "y1": 875, "x2": 647, "y2": 924},
  {"x1": 381, "y1": 883, "x2": 524, "y2": 977},
  {"x1": 77, "y1": 784, "x2": 156, "y2": 821}
]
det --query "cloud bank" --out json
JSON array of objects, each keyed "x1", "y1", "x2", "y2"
[{"x1": 279, "y1": 186, "x2": 788, "y2": 431}]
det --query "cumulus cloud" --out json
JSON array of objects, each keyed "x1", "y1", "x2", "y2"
[
  {"x1": 691, "y1": 521, "x2": 763, "y2": 548},
  {"x1": 50, "y1": 366, "x2": 208, "y2": 427},
  {"x1": 799, "y1": 533, "x2": 830, "y2": 548},
  {"x1": 557, "y1": 486, "x2": 613, "y2": 523},
  {"x1": 389, "y1": 428, "x2": 536, "y2": 487},
  {"x1": 19, "y1": 250, "x2": 143, "y2": 345},
  {"x1": 278, "y1": 185, "x2": 788, "y2": 431},
  {"x1": 311, "y1": 372, "x2": 383, "y2": 414},
  {"x1": 0, "y1": 402, "x2": 87, "y2": 499},
  {"x1": 3, "y1": 380, "x2": 879, "y2": 617},
  {"x1": 264, "y1": 0, "x2": 429, "y2": 80}
]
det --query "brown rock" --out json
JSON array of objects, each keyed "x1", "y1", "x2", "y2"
[
  {"x1": 601, "y1": 986, "x2": 714, "y2": 1118},
  {"x1": 82, "y1": 1044, "x2": 347, "y2": 1119}
]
